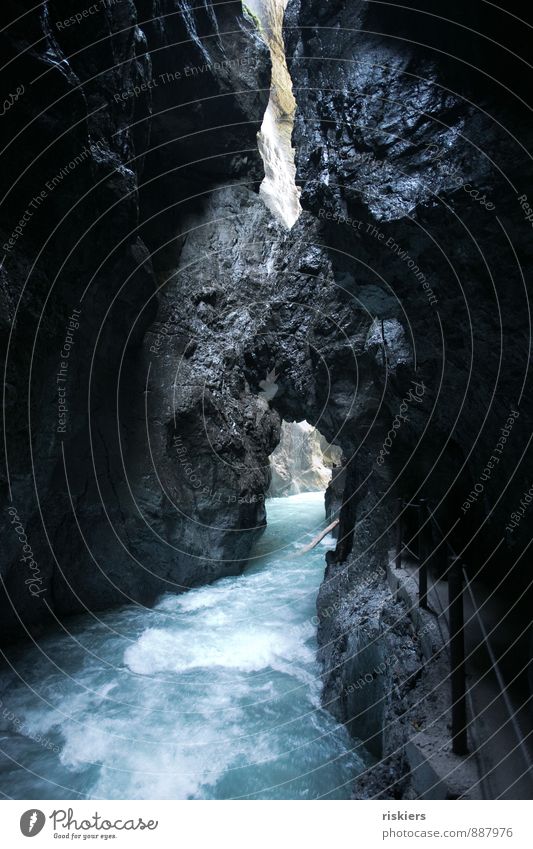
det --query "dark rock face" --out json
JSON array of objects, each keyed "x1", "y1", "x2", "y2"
[
  {"x1": 127, "y1": 181, "x2": 382, "y2": 587},
  {"x1": 324, "y1": 459, "x2": 345, "y2": 536},
  {"x1": 282, "y1": 0, "x2": 533, "y2": 794},
  {"x1": 316, "y1": 549, "x2": 419, "y2": 797},
  {"x1": 0, "y1": 0, "x2": 270, "y2": 640},
  {"x1": 284, "y1": 0, "x2": 533, "y2": 552},
  {"x1": 137, "y1": 0, "x2": 270, "y2": 266},
  {"x1": 1, "y1": 0, "x2": 531, "y2": 797}
]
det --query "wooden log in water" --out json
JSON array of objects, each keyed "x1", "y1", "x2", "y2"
[{"x1": 297, "y1": 518, "x2": 339, "y2": 555}]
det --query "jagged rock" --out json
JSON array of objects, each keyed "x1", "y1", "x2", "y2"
[
  {"x1": 1, "y1": 6, "x2": 532, "y2": 792},
  {"x1": 0, "y1": 0, "x2": 270, "y2": 640}
]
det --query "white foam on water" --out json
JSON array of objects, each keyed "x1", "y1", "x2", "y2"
[
  {"x1": 124, "y1": 618, "x2": 316, "y2": 676},
  {"x1": 0, "y1": 493, "x2": 367, "y2": 799}
]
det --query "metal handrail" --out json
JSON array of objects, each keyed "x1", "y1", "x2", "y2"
[
  {"x1": 396, "y1": 498, "x2": 467, "y2": 753},
  {"x1": 461, "y1": 565, "x2": 533, "y2": 781},
  {"x1": 400, "y1": 498, "x2": 533, "y2": 775}
]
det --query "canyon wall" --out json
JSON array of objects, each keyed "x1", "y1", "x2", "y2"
[
  {"x1": 0, "y1": 0, "x2": 271, "y2": 641},
  {"x1": 283, "y1": 0, "x2": 533, "y2": 795},
  {"x1": 1, "y1": 1, "x2": 531, "y2": 800}
]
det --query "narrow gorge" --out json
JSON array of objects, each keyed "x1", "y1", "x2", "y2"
[{"x1": 0, "y1": 0, "x2": 532, "y2": 802}]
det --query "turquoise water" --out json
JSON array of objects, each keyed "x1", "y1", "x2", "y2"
[{"x1": 0, "y1": 493, "x2": 366, "y2": 799}]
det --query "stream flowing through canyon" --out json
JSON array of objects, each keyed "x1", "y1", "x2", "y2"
[{"x1": 0, "y1": 493, "x2": 369, "y2": 800}]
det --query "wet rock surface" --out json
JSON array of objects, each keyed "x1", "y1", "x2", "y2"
[
  {"x1": 0, "y1": 0, "x2": 270, "y2": 639},
  {"x1": 283, "y1": 0, "x2": 533, "y2": 793},
  {"x1": 0, "y1": 0, "x2": 532, "y2": 800}
]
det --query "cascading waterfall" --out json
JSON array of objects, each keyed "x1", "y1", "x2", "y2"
[{"x1": 244, "y1": 1, "x2": 302, "y2": 228}]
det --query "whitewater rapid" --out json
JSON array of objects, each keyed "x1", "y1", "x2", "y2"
[{"x1": 0, "y1": 493, "x2": 368, "y2": 799}]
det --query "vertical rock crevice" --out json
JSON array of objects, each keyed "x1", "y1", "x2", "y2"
[{"x1": 244, "y1": 0, "x2": 301, "y2": 227}]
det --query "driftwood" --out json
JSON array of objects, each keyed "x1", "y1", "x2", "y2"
[{"x1": 297, "y1": 518, "x2": 339, "y2": 555}]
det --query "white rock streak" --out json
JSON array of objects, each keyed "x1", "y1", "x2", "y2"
[{"x1": 245, "y1": 0, "x2": 302, "y2": 228}]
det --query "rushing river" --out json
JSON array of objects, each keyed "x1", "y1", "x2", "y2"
[{"x1": 0, "y1": 493, "x2": 368, "y2": 799}]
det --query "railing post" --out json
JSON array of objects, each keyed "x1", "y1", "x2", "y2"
[
  {"x1": 448, "y1": 556, "x2": 468, "y2": 755},
  {"x1": 414, "y1": 501, "x2": 422, "y2": 561},
  {"x1": 395, "y1": 498, "x2": 403, "y2": 569},
  {"x1": 417, "y1": 498, "x2": 429, "y2": 610}
]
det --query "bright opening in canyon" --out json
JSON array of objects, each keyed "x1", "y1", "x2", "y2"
[
  {"x1": 243, "y1": 0, "x2": 302, "y2": 228},
  {"x1": 268, "y1": 421, "x2": 342, "y2": 497}
]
